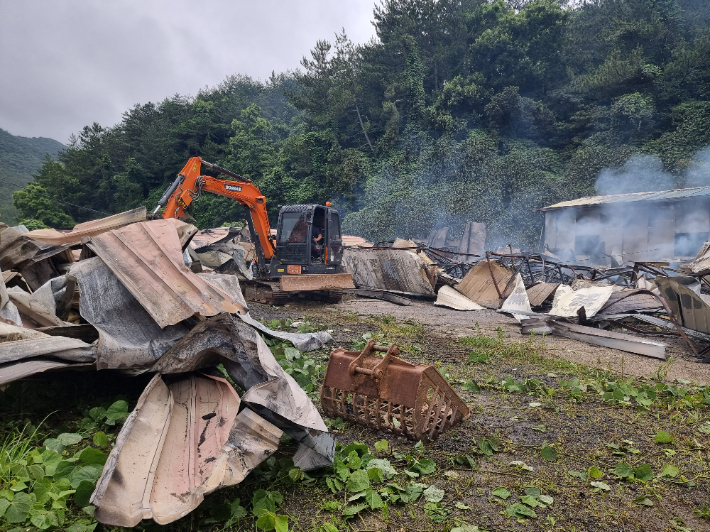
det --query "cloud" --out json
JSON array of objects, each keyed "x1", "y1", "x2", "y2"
[{"x1": 0, "y1": 0, "x2": 376, "y2": 142}]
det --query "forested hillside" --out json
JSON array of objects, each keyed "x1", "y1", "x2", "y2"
[
  {"x1": 14, "y1": 0, "x2": 710, "y2": 248},
  {"x1": 0, "y1": 128, "x2": 64, "y2": 225}
]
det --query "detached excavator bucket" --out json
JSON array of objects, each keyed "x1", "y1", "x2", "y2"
[
  {"x1": 279, "y1": 273, "x2": 355, "y2": 292},
  {"x1": 321, "y1": 341, "x2": 470, "y2": 440}
]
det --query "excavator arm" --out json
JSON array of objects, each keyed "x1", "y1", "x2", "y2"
[{"x1": 154, "y1": 157, "x2": 276, "y2": 261}]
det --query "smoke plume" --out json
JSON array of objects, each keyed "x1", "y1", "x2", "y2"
[{"x1": 595, "y1": 154, "x2": 675, "y2": 195}]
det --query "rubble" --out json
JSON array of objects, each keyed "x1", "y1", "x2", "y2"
[
  {"x1": 6, "y1": 206, "x2": 710, "y2": 527},
  {"x1": 25, "y1": 206, "x2": 147, "y2": 246},
  {"x1": 0, "y1": 210, "x2": 336, "y2": 526},
  {"x1": 500, "y1": 274, "x2": 533, "y2": 322},
  {"x1": 455, "y1": 259, "x2": 514, "y2": 308},
  {"x1": 85, "y1": 219, "x2": 243, "y2": 327},
  {"x1": 92, "y1": 373, "x2": 283, "y2": 527},
  {"x1": 342, "y1": 247, "x2": 436, "y2": 296},
  {"x1": 522, "y1": 319, "x2": 667, "y2": 359}
]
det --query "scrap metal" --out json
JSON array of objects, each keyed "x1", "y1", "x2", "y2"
[
  {"x1": 25, "y1": 206, "x2": 147, "y2": 246},
  {"x1": 92, "y1": 373, "x2": 283, "y2": 527},
  {"x1": 86, "y1": 219, "x2": 245, "y2": 328},
  {"x1": 342, "y1": 248, "x2": 435, "y2": 296},
  {"x1": 434, "y1": 285, "x2": 483, "y2": 311},
  {"x1": 521, "y1": 318, "x2": 667, "y2": 359}
]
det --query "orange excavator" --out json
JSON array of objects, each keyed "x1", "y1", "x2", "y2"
[{"x1": 153, "y1": 157, "x2": 354, "y2": 304}]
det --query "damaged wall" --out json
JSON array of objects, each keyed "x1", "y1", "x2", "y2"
[{"x1": 541, "y1": 187, "x2": 710, "y2": 265}]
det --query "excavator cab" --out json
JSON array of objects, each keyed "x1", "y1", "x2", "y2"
[{"x1": 270, "y1": 204, "x2": 344, "y2": 277}]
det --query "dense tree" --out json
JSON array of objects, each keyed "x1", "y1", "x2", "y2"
[{"x1": 14, "y1": 0, "x2": 710, "y2": 248}]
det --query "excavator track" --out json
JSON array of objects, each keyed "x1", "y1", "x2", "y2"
[{"x1": 241, "y1": 281, "x2": 342, "y2": 306}]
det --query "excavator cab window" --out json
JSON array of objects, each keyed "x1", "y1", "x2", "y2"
[{"x1": 279, "y1": 213, "x2": 308, "y2": 244}]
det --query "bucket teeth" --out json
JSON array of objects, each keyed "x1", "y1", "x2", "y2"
[{"x1": 320, "y1": 342, "x2": 470, "y2": 440}]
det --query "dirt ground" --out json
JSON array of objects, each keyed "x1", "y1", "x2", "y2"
[
  {"x1": 243, "y1": 296, "x2": 710, "y2": 532},
  {"x1": 321, "y1": 297, "x2": 710, "y2": 386}
]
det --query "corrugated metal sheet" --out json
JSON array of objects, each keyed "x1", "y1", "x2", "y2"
[
  {"x1": 656, "y1": 277, "x2": 710, "y2": 334},
  {"x1": 190, "y1": 227, "x2": 232, "y2": 249},
  {"x1": 71, "y1": 257, "x2": 190, "y2": 370},
  {"x1": 540, "y1": 186, "x2": 710, "y2": 211},
  {"x1": 25, "y1": 207, "x2": 147, "y2": 246},
  {"x1": 342, "y1": 248, "x2": 435, "y2": 295},
  {"x1": 86, "y1": 220, "x2": 244, "y2": 328},
  {"x1": 92, "y1": 373, "x2": 283, "y2": 527},
  {"x1": 434, "y1": 285, "x2": 484, "y2": 310}
]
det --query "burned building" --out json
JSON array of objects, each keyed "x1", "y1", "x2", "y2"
[{"x1": 539, "y1": 186, "x2": 710, "y2": 265}]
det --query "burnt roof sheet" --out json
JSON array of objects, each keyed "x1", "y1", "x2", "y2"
[
  {"x1": 87, "y1": 219, "x2": 245, "y2": 328},
  {"x1": 540, "y1": 186, "x2": 710, "y2": 211}
]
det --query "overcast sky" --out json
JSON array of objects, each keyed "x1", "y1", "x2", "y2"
[{"x1": 0, "y1": 0, "x2": 377, "y2": 143}]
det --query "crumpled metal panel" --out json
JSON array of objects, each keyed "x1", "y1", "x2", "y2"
[
  {"x1": 0, "y1": 323, "x2": 96, "y2": 385},
  {"x1": 92, "y1": 373, "x2": 282, "y2": 527},
  {"x1": 150, "y1": 314, "x2": 334, "y2": 471},
  {"x1": 342, "y1": 248, "x2": 435, "y2": 295},
  {"x1": 549, "y1": 285, "x2": 614, "y2": 318},
  {"x1": 151, "y1": 314, "x2": 328, "y2": 433},
  {"x1": 25, "y1": 207, "x2": 147, "y2": 246},
  {"x1": 0, "y1": 359, "x2": 93, "y2": 387},
  {"x1": 540, "y1": 186, "x2": 710, "y2": 211},
  {"x1": 71, "y1": 257, "x2": 189, "y2": 370},
  {"x1": 434, "y1": 285, "x2": 483, "y2": 310},
  {"x1": 656, "y1": 277, "x2": 710, "y2": 334},
  {"x1": 86, "y1": 219, "x2": 244, "y2": 328},
  {"x1": 455, "y1": 260, "x2": 513, "y2": 308},
  {"x1": 0, "y1": 223, "x2": 69, "y2": 272},
  {"x1": 0, "y1": 336, "x2": 95, "y2": 364},
  {"x1": 690, "y1": 241, "x2": 710, "y2": 274},
  {"x1": 239, "y1": 312, "x2": 332, "y2": 352},
  {"x1": 500, "y1": 274, "x2": 532, "y2": 322}
]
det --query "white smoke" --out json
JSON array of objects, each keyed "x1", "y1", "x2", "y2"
[
  {"x1": 684, "y1": 147, "x2": 710, "y2": 187},
  {"x1": 595, "y1": 154, "x2": 676, "y2": 195}
]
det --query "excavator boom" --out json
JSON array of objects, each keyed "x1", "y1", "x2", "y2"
[{"x1": 156, "y1": 157, "x2": 275, "y2": 260}]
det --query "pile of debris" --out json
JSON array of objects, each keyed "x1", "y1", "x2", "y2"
[
  {"x1": 340, "y1": 223, "x2": 710, "y2": 361},
  {"x1": 0, "y1": 208, "x2": 335, "y2": 527}
]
